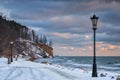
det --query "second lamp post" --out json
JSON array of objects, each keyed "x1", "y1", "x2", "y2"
[
  {"x1": 10, "y1": 41, "x2": 14, "y2": 62},
  {"x1": 91, "y1": 14, "x2": 99, "y2": 77}
]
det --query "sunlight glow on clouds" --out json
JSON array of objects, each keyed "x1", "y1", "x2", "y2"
[
  {"x1": 51, "y1": 32, "x2": 79, "y2": 39},
  {"x1": 85, "y1": 35, "x2": 91, "y2": 40},
  {"x1": 50, "y1": 16, "x2": 73, "y2": 24}
]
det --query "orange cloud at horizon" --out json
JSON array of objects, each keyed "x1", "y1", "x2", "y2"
[{"x1": 53, "y1": 42, "x2": 120, "y2": 56}]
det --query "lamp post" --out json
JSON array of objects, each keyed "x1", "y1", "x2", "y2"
[
  {"x1": 10, "y1": 41, "x2": 14, "y2": 62},
  {"x1": 8, "y1": 53, "x2": 10, "y2": 64},
  {"x1": 90, "y1": 14, "x2": 99, "y2": 77}
]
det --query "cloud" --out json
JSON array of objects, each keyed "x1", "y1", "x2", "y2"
[
  {"x1": 50, "y1": 32, "x2": 79, "y2": 39},
  {"x1": 45, "y1": 31, "x2": 93, "y2": 48},
  {"x1": 54, "y1": 42, "x2": 120, "y2": 56},
  {"x1": 96, "y1": 22, "x2": 120, "y2": 45},
  {"x1": 2, "y1": 0, "x2": 119, "y2": 20}
]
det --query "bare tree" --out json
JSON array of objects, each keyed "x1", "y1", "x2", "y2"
[
  {"x1": 42, "y1": 35, "x2": 47, "y2": 44},
  {"x1": 48, "y1": 40, "x2": 53, "y2": 47}
]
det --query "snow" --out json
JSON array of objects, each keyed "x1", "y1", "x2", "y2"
[{"x1": 0, "y1": 58, "x2": 119, "y2": 80}]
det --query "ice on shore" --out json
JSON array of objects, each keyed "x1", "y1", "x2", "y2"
[{"x1": 0, "y1": 58, "x2": 119, "y2": 80}]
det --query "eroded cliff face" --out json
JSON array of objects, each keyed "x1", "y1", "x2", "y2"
[
  {"x1": 38, "y1": 44, "x2": 53, "y2": 58},
  {"x1": 13, "y1": 40, "x2": 53, "y2": 61}
]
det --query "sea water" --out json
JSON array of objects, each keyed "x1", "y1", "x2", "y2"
[
  {"x1": 48, "y1": 56, "x2": 120, "y2": 74},
  {"x1": 36, "y1": 56, "x2": 120, "y2": 74}
]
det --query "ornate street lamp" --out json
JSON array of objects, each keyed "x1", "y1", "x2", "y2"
[
  {"x1": 90, "y1": 14, "x2": 99, "y2": 77},
  {"x1": 10, "y1": 41, "x2": 14, "y2": 62}
]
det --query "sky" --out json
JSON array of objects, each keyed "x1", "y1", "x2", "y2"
[{"x1": 0, "y1": 0, "x2": 120, "y2": 56}]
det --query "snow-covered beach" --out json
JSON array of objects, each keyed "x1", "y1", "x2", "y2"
[{"x1": 0, "y1": 58, "x2": 119, "y2": 80}]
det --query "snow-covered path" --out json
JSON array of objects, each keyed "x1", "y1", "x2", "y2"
[
  {"x1": 0, "y1": 66, "x2": 77, "y2": 80},
  {"x1": 0, "y1": 58, "x2": 119, "y2": 80},
  {"x1": 0, "y1": 58, "x2": 78, "y2": 80}
]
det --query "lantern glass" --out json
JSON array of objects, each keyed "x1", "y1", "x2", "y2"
[
  {"x1": 91, "y1": 14, "x2": 98, "y2": 29},
  {"x1": 10, "y1": 41, "x2": 13, "y2": 45}
]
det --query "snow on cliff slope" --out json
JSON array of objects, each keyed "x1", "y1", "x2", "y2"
[
  {"x1": 0, "y1": 58, "x2": 119, "y2": 80},
  {"x1": 13, "y1": 39, "x2": 53, "y2": 61}
]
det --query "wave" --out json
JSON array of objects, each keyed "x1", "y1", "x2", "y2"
[
  {"x1": 98, "y1": 65, "x2": 119, "y2": 70},
  {"x1": 69, "y1": 63, "x2": 92, "y2": 67},
  {"x1": 114, "y1": 63, "x2": 120, "y2": 66}
]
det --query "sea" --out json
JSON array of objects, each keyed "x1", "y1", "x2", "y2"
[
  {"x1": 36, "y1": 56, "x2": 120, "y2": 74},
  {"x1": 37, "y1": 56, "x2": 120, "y2": 74}
]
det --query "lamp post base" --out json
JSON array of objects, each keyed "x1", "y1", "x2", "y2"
[
  {"x1": 10, "y1": 55, "x2": 13, "y2": 62},
  {"x1": 8, "y1": 58, "x2": 11, "y2": 64},
  {"x1": 92, "y1": 63, "x2": 97, "y2": 77}
]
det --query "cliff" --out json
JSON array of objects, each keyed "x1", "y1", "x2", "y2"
[{"x1": 0, "y1": 15, "x2": 53, "y2": 60}]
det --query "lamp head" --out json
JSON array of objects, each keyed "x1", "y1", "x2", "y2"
[{"x1": 91, "y1": 14, "x2": 99, "y2": 30}]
